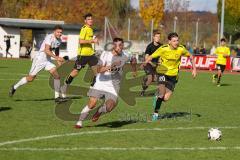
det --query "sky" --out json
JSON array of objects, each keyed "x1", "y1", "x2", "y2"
[{"x1": 130, "y1": 0, "x2": 218, "y2": 13}]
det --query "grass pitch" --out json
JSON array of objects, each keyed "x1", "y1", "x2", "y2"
[{"x1": 0, "y1": 59, "x2": 240, "y2": 160}]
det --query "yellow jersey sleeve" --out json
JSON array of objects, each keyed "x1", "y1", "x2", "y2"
[
  {"x1": 226, "y1": 47, "x2": 231, "y2": 56},
  {"x1": 79, "y1": 27, "x2": 87, "y2": 40}
]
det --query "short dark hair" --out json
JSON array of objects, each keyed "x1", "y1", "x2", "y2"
[
  {"x1": 220, "y1": 38, "x2": 226, "y2": 42},
  {"x1": 153, "y1": 30, "x2": 161, "y2": 36},
  {"x1": 84, "y1": 13, "x2": 93, "y2": 19},
  {"x1": 113, "y1": 37, "x2": 124, "y2": 43},
  {"x1": 168, "y1": 32, "x2": 178, "y2": 40},
  {"x1": 54, "y1": 25, "x2": 63, "y2": 30}
]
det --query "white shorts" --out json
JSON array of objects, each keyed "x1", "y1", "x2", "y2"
[
  {"x1": 87, "y1": 83, "x2": 119, "y2": 102},
  {"x1": 29, "y1": 56, "x2": 56, "y2": 76}
]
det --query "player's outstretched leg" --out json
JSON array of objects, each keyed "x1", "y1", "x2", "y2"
[
  {"x1": 92, "y1": 98, "x2": 116, "y2": 122},
  {"x1": 49, "y1": 68, "x2": 67, "y2": 103},
  {"x1": 75, "y1": 97, "x2": 97, "y2": 128},
  {"x1": 9, "y1": 76, "x2": 34, "y2": 97},
  {"x1": 92, "y1": 105, "x2": 106, "y2": 122},
  {"x1": 152, "y1": 96, "x2": 164, "y2": 121},
  {"x1": 141, "y1": 76, "x2": 148, "y2": 96},
  {"x1": 75, "y1": 105, "x2": 92, "y2": 128},
  {"x1": 216, "y1": 70, "x2": 222, "y2": 87},
  {"x1": 61, "y1": 69, "x2": 79, "y2": 98},
  {"x1": 212, "y1": 74, "x2": 217, "y2": 83},
  {"x1": 152, "y1": 84, "x2": 166, "y2": 121}
]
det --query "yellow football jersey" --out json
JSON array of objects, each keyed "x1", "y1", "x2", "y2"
[
  {"x1": 215, "y1": 46, "x2": 230, "y2": 65},
  {"x1": 78, "y1": 25, "x2": 94, "y2": 56},
  {"x1": 151, "y1": 44, "x2": 191, "y2": 76}
]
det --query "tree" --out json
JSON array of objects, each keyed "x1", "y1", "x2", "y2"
[
  {"x1": 139, "y1": 0, "x2": 164, "y2": 29},
  {"x1": 218, "y1": 0, "x2": 240, "y2": 42}
]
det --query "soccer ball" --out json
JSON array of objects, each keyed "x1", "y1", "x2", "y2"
[{"x1": 208, "y1": 128, "x2": 222, "y2": 141}]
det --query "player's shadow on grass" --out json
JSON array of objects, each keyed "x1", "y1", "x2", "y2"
[
  {"x1": 14, "y1": 96, "x2": 82, "y2": 102},
  {"x1": 94, "y1": 120, "x2": 137, "y2": 128},
  {"x1": 219, "y1": 84, "x2": 231, "y2": 87},
  {"x1": 0, "y1": 107, "x2": 11, "y2": 112},
  {"x1": 159, "y1": 112, "x2": 201, "y2": 120}
]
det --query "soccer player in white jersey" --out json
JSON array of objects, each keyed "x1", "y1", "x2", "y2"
[
  {"x1": 75, "y1": 38, "x2": 129, "y2": 128},
  {"x1": 9, "y1": 25, "x2": 66, "y2": 103}
]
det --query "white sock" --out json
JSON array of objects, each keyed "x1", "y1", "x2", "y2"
[
  {"x1": 60, "y1": 83, "x2": 68, "y2": 98},
  {"x1": 54, "y1": 79, "x2": 60, "y2": 98},
  {"x1": 76, "y1": 121, "x2": 82, "y2": 126},
  {"x1": 14, "y1": 77, "x2": 27, "y2": 89},
  {"x1": 79, "y1": 105, "x2": 92, "y2": 121},
  {"x1": 98, "y1": 105, "x2": 107, "y2": 114}
]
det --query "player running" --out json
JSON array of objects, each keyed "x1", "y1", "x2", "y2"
[
  {"x1": 212, "y1": 38, "x2": 231, "y2": 87},
  {"x1": 75, "y1": 38, "x2": 129, "y2": 128},
  {"x1": 61, "y1": 13, "x2": 99, "y2": 98},
  {"x1": 144, "y1": 32, "x2": 197, "y2": 121},
  {"x1": 9, "y1": 25, "x2": 66, "y2": 103},
  {"x1": 140, "y1": 30, "x2": 162, "y2": 96}
]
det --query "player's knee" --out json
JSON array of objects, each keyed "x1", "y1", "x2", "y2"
[
  {"x1": 106, "y1": 104, "x2": 115, "y2": 112},
  {"x1": 88, "y1": 99, "x2": 97, "y2": 109},
  {"x1": 52, "y1": 73, "x2": 60, "y2": 79},
  {"x1": 91, "y1": 65, "x2": 98, "y2": 75},
  {"x1": 163, "y1": 96, "x2": 170, "y2": 101},
  {"x1": 88, "y1": 103, "x2": 96, "y2": 109},
  {"x1": 26, "y1": 75, "x2": 35, "y2": 82},
  {"x1": 54, "y1": 75, "x2": 60, "y2": 79},
  {"x1": 71, "y1": 69, "x2": 79, "y2": 77},
  {"x1": 163, "y1": 94, "x2": 172, "y2": 101},
  {"x1": 105, "y1": 100, "x2": 116, "y2": 112}
]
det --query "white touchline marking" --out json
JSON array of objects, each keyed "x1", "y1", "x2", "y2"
[
  {"x1": 0, "y1": 146, "x2": 240, "y2": 151},
  {"x1": 0, "y1": 126, "x2": 239, "y2": 147},
  {"x1": 0, "y1": 72, "x2": 49, "y2": 77},
  {"x1": 0, "y1": 79, "x2": 48, "y2": 81}
]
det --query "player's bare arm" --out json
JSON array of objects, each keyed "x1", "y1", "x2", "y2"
[
  {"x1": 97, "y1": 64, "x2": 111, "y2": 73},
  {"x1": 44, "y1": 44, "x2": 64, "y2": 62},
  {"x1": 145, "y1": 55, "x2": 153, "y2": 64},
  {"x1": 189, "y1": 55, "x2": 197, "y2": 78},
  {"x1": 79, "y1": 38, "x2": 99, "y2": 44}
]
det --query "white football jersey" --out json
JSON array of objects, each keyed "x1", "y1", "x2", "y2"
[
  {"x1": 96, "y1": 51, "x2": 128, "y2": 87},
  {"x1": 37, "y1": 33, "x2": 61, "y2": 61}
]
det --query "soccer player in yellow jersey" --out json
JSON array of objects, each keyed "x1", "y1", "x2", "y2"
[
  {"x1": 145, "y1": 32, "x2": 197, "y2": 121},
  {"x1": 61, "y1": 13, "x2": 99, "y2": 98},
  {"x1": 212, "y1": 38, "x2": 231, "y2": 87}
]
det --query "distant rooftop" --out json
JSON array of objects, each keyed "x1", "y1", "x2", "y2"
[{"x1": 0, "y1": 18, "x2": 81, "y2": 30}]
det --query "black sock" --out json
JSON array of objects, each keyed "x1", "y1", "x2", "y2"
[
  {"x1": 214, "y1": 74, "x2": 218, "y2": 78},
  {"x1": 65, "y1": 75, "x2": 74, "y2": 85},
  {"x1": 142, "y1": 84, "x2": 148, "y2": 91},
  {"x1": 154, "y1": 97, "x2": 164, "y2": 113},
  {"x1": 217, "y1": 75, "x2": 221, "y2": 84},
  {"x1": 90, "y1": 76, "x2": 96, "y2": 86},
  {"x1": 142, "y1": 76, "x2": 148, "y2": 91}
]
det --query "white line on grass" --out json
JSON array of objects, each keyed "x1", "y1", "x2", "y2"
[
  {"x1": 1, "y1": 146, "x2": 240, "y2": 151},
  {"x1": 0, "y1": 72, "x2": 49, "y2": 77},
  {"x1": 0, "y1": 126, "x2": 239, "y2": 147},
  {"x1": 0, "y1": 79, "x2": 48, "y2": 81}
]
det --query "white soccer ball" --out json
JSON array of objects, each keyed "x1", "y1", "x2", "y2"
[{"x1": 208, "y1": 128, "x2": 222, "y2": 141}]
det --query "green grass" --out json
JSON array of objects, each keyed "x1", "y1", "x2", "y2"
[{"x1": 0, "y1": 59, "x2": 240, "y2": 160}]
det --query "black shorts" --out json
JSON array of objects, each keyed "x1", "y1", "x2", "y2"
[
  {"x1": 74, "y1": 55, "x2": 98, "y2": 70},
  {"x1": 216, "y1": 64, "x2": 226, "y2": 73},
  {"x1": 144, "y1": 63, "x2": 156, "y2": 75},
  {"x1": 157, "y1": 73, "x2": 178, "y2": 92}
]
